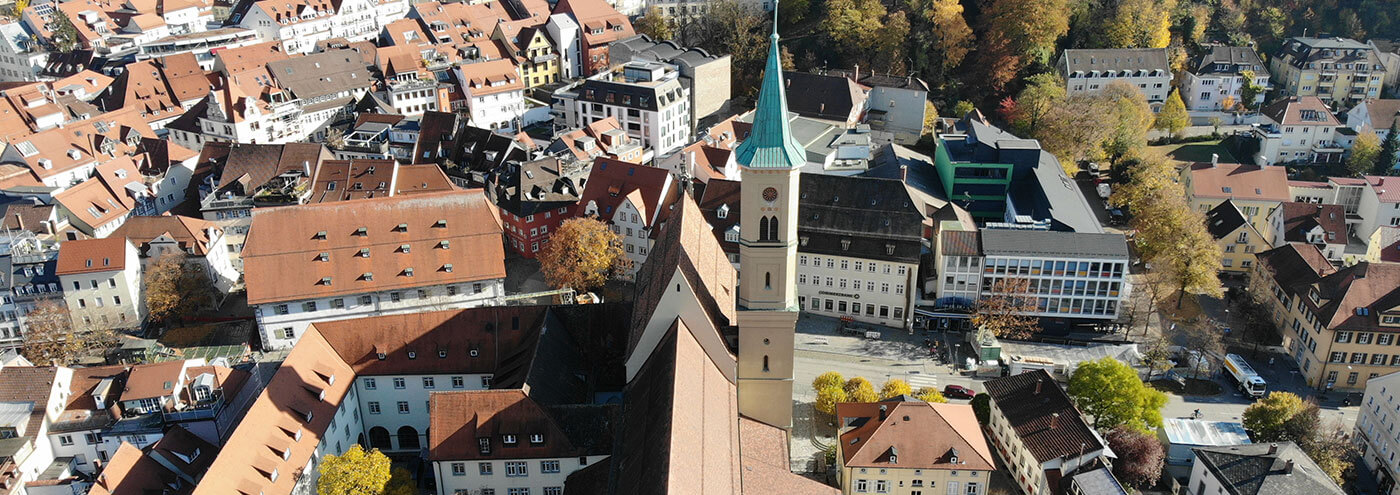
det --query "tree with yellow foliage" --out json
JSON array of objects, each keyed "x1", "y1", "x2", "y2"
[
  {"x1": 844, "y1": 377, "x2": 878, "y2": 403},
  {"x1": 538, "y1": 217, "x2": 628, "y2": 291},
  {"x1": 318, "y1": 445, "x2": 391, "y2": 495},
  {"x1": 914, "y1": 386, "x2": 948, "y2": 403},
  {"x1": 1103, "y1": 0, "x2": 1174, "y2": 48},
  {"x1": 879, "y1": 379, "x2": 913, "y2": 400}
]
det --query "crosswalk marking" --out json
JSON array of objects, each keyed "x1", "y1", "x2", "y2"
[{"x1": 906, "y1": 373, "x2": 938, "y2": 389}]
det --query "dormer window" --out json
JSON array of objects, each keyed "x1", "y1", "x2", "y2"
[
  {"x1": 361, "y1": 272, "x2": 374, "y2": 281},
  {"x1": 717, "y1": 204, "x2": 729, "y2": 219},
  {"x1": 358, "y1": 248, "x2": 371, "y2": 258},
  {"x1": 313, "y1": 231, "x2": 327, "y2": 240},
  {"x1": 438, "y1": 240, "x2": 450, "y2": 249},
  {"x1": 376, "y1": 351, "x2": 386, "y2": 360},
  {"x1": 394, "y1": 223, "x2": 408, "y2": 232},
  {"x1": 433, "y1": 219, "x2": 448, "y2": 228},
  {"x1": 502, "y1": 434, "x2": 517, "y2": 445},
  {"x1": 443, "y1": 264, "x2": 454, "y2": 273},
  {"x1": 399, "y1": 244, "x2": 411, "y2": 253},
  {"x1": 478, "y1": 437, "x2": 491, "y2": 454},
  {"x1": 316, "y1": 252, "x2": 329, "y2": 262},
  {"x1": 319, "y1": 277, "x2": 332, "y2": 286},
  {"x1": 403, "y1": 268, "x2": 415, "y2": 277},
  {"x1": 353, "y1": 227, "x2": 368, "y2": 236},
  {"x1": 438, "y1": 349, "x2": 447, "y2": 358}
]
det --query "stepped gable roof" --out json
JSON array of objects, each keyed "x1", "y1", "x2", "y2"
[{"x1": 982, "y1": 369, "x2": 1104, "y2": 463}]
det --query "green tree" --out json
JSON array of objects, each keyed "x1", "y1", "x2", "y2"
[
  {"x1": 1348, "y1": 130, "x2": 1381, "y2": 177},
  {"x1": 1099, "y1": 81, "x2": 1154, "y2": 164},
  {"x1": 879, "y1": 379, "x2": 913, "y2": 399},
  {"x1": 815, "y1": 385, "x2": 848, "y2": 414},
  {"x1": 1380, "y1": 121, "x2": 1400, "y2": 175},
  {"x1": 914, "y1": 386, "x2": 947, "y2": 403},
  {"x1": 821, "y1": 0, "x2": 909, "y2": 73},
  {"x1": 948, "y1": 100, "x2": 976, "y2": 118},
  {"x1": 1010, "y1": 72, "x2": 1065, "y2": 136},
  {"x1": 50, "y1": 9, "x2": 79, "y2": 53},
  {"x1": 1242, "y1": 392, "x2": 1309, "y2": 441},
  {"x1": 1067, "y1": 357, "x2": 1168, "y2": 432},
  {"x1": 778, "y1": 0, "x2": 810, "y2": 27},
  {"x1": 318, "y1": 445, "x2": 391, "y2": 495},
  {"x1": 970, "y1": 394, "x2": 990, "y2": 424},
  {"x1": 634, "y1": 6, "x2": 675, "y2": 40},
  {"x1": 693, "y1": 0, "x2": 767, "y2": 98},
  {"x1": 538, "y1": 217, "x2": 628, "y2": 291},
  {"x1": 1154, "y1": 89, "x2": 1190, "y2": 138},
  {"x1": 1239, "y1": 70, "x2": 1265, "y2": 112},
  {"x1": 908, "y1": 0, "x2": 973, "y2": 78},
  {"x1": 844, "y1": 377, "x2": 878, "y2": 403}
]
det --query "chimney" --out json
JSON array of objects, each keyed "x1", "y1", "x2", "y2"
[
  {"x1": 1268, "y1": 443, "x2": 1278, "y2": 455},
  {"x1": 1211, "y1": 153, "x2": 1219, "y2": 167},
  {"x1": 1050, "y1": 412, "x2": 1060, "y2": 429},
  {"x1": 11, "y1": 213, "x2": 21, "y2": 231},
  {"x1": 878, "y1": 404, "x2": 887, "y2": 421},
  {"x1": 1035, "y1": 379, "x2": 1043, "y2": 395},
  {"x1": 854, "y1": 64, "x2": 860, "y2": 83},
  {"x1": 900, "y1": 164, "x2": 908, "y2": 181},
  {"x1": 1284, "y1": 459, "x2": 1295, "y2": 474}
]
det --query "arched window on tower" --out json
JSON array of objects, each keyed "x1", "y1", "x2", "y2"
[
  {"x1": 766, "y1": 216, "x2": 778, "y2": 242},
  {"x1": 758, "y1": 216, "x2": 771, "y2": 241},
  {"x1": 763, "y1": 355, "x2": 769, "y2": 372},
  {"x1": 764, "y1": 272, "x2": 771, "y2": 289}
]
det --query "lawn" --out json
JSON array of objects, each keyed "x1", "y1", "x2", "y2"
[{"x1": 1147, "y1": 139, "x2": 1240, "y2": 165}]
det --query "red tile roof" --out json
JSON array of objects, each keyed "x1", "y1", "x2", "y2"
[
  {"x1": 429, "y1": 390, "x2": 580, "y2": 461},
  {"x1": 56, "y1": 237, "x2": 130, "y2": 275},
  {"x1": 241, "y1": 190, "x2": 505, "y2": 305},
  {"x1": 1185, "y1": 162, "x2": 1291, "y2": 202},
  {"x1": 836, "y1": 400, "x2": 995, "y2": 471},
  {"x1": 122, "y1": 360, "x2": 186, "y2": 401}
]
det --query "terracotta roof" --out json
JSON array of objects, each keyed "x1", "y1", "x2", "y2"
[
  {"x1": 50, "y1": 70, "x2": 114, "y2": 97},
  {"x1": 0, "y1": 366, "x2": 58, "y2": 439},
  {"x1": 1278, "y1": 202, "x2": 1346, "y2": 245},
  {"x1": 63, "y1": 364, "x2": 128, "y2": 414},
  {"x1": 577, "y1": 158, "x2": 676, "y2": 224},
  {"x1": 56, "y1": 237, "x2": 130, "y2": 275},
  {"x1": 738, "y1": 416, "x2": 840, "y2": 495},
  {"x1": 1358, "y1": 99, "x2": 1400, "y2": 132},
  {"x1": 307, "y1": 159, "x2": 396, "y2": 203},
  {"x1": 553, "y1": 0, "x2": 632, "y2": 47},
  {"x1": 310, "y1": 306, "x2": 545, "y2": 377},
  {"x1": 182, "y1": 365, "x2": 250, "y2": 403},
  {"x1": 429, "y1": 390, "x2": 582, "y2": 461},
  {"x1": 1185, "y1": 162, "x2": 1291, "y2": 202},
  {"x1": 89, "y1": 443, "x2": 180, "y2": 495},
  {"x1": 982, "y1": 369, "x2": 1104, "y2": 463},
  {"x1": 111, "y1": 215, "x2": 219, "y2": 257},
  {"x1": 394, "y1": 164, "x2": 457, "y2": 196},
  {"x1": 190, "y1": 327, "x2": 354, "y2": 495},
  {"x1": 1374, "y1": 226, "x2": 1400, "y2": 263},
  {"x1": 122, "y1": 360, "x2": 186, "y2": 401},
  {"x1": 213, "y1": 41, "x2": 290, "y2": 75},
  {"x1": 53, "y1": 178, "x2": 130, "y2": 232},
  {"x1": 1366, "y1": 175, "x2": 1400, "y2": 203},
  {"x1": 242, "y1": 190, "x2": 505, "y2": 305},
  {"x1": 625, "y1": 194, "x2": 736, "y2": 360},
  {"x1": 836, "y1": 400, "x2": 995, "y2": 471},
  {"x1": 1300, "y1": 262, "x2": 1400, "y2": 331},
  {"x1": 1260, "y1": 96, "x2": 1341, "y2": 127},
  {"x1": 459, "y1": 59, "x2": 524, "y2": 98}
]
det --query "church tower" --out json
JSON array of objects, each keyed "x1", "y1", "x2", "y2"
[{"x1": 733, "y1": 10, "x2": 803, "y2": 430}]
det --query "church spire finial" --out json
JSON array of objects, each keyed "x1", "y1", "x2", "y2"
[{"x1": 733, "y1": 1, "x2": 805, "y2": 170}]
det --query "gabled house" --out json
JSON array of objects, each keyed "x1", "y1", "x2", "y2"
[
  {"x1": 1205, "y1": 200, "x2": 1272, "y2": 274},
  {"x1": 983, "y1": 370, "x2": 1122, "y2": 495},
  {"x1": 488, "y1": 157, "x2": 585, "y2": 258},
  {"x1": 1268, "y1": 202, "x2": 1348, "y2": 262},
  {"x1": 576, "y1": 158, "x2": 679, "y2": 277},
  {"x1": 836, "y1": 398, "x2": 996, "y2": 495},
  {"x1": 550, "y1": 0, "x2": 632, "y2": 75},
  {"x1": 55, "y1": 237, "x2": 143, "y2": 330},
  {"x1": 111, "y1": 215, "x2": 239, "y2": 295},
  {"x1": 1253, "y1": 95, "x2": 1344, "y2": 165}
]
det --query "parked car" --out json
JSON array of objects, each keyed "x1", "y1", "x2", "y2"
[{"x1": 943, "y1": 384, "x2": 976, "y2": 400}]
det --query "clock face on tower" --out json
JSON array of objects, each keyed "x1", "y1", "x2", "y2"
[{"x1": 762, "y1": 187, "x2": 779, "y2": 203}]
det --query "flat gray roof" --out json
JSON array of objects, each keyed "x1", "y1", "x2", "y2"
[{"x1": 980, "y1": 229, "x2": 1129, "y2": 259}]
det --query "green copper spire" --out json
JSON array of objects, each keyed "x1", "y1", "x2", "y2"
[{"x1": 734, "y1": 4, "x2": 805, "y2": 169}]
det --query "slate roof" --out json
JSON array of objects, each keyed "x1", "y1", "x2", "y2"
[
  {"x1": 1205, "y1": 200, "x2": 1250, "y2": 240},
  {"x1": 982, "y1": 369, "x2": 1105, "y2": 463},
  {"x1": 979, "y1": 229, "x2": 1129, "y2": 259},
  {"x1": 267, "y1": 49, "x2": 372, "y2": 104},
  {"x1": 781, "y1": 71, "x2": 866, "y2": 122},
  {"x1": 1194, "y1": 45, "x2": 1268, "y2": 75},
  {"x1": 1192, "y1": 442, "x2": 1343, "y2": 495},
  {"x1": 1060, "y1": 48, "x2": 1170, "y2": 74},
  {"x1": 489, "y1": 157, "x2": 582, "y2": 217},
  {"x1": 797, "y1": 173, "x2": 924, "y2": 264}
]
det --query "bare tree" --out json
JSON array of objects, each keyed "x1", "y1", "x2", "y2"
[
  {"x1": 1175, "y1": 318, "x2": 1225, "y2": 381},
  {"x1": 21, "y1": 301, "x2": 117, "y2": 366},
  {"x1": 972, "y1": 277, "x2": 1040, "y2": 341}
]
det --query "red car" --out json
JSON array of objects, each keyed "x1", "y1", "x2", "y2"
[{"x1": 943, "y1": 385, "x2": 976, "y2": 400}]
